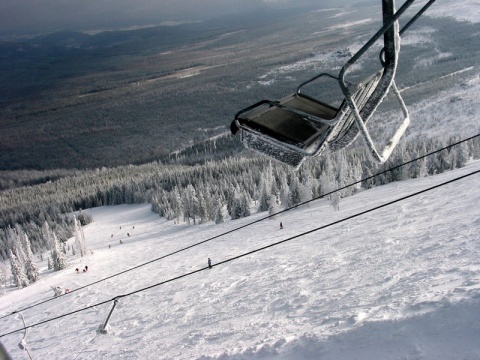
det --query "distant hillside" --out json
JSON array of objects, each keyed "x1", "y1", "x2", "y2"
[{"x1": 0, "y1": 5, "x2": 479, "y2": 170}]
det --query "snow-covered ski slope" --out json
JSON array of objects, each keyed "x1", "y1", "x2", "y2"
[{"x1": 1, "y1": 160, "x2": 480, "y2": 359}]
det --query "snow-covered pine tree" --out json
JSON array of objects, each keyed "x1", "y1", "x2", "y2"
[
  {"x1": 21, "y1": 234, "x2": 39, "y2": 283},
  {"x1": 410, "y1": 144, "x2": 428, "y2": 178},
  {"x1": 73, "y1": 216, "x2": 87, "y2": 257},
  {"x1": 4, "y1": 228, "x2": 25, "y2": 284},
  {"x1": 230, "y1": 188, "x2": 251, "y2": 220},
  {"x1": 42, "y1": 221, "x2": 55, "y2": 250},
  {"x1": 361, "y1": 158, "x2": 376, "y2": 189},
  {"x1": 299, "y1": 177, "x2": 313, "y2": 204},
  {"x1": 454, "y1": 141, "x2": 469, "y2": 169},
  {"x1": 151, "y1": 194, "x2": 162, "y2": 215},
  {"x1": 213, "y1": 201, "x2": 228, "y2": 224},
  {"x1": 183, "y1": 184, "x2": 199, "y2": 225},
  {"x1": 318, "y1": 169, "x2": 341, "y2": 211},
  {"x1": 257, "y1": 177, "x2": 270, "y2": 212},
  {"x1": 9, "y1": 249, "x2": 29, "y2": 288},
  {"x1": 197, "y1": 191, "x2": 209, "y2": 224},
  {"x1": 254, "y1": 162, "x2": 274, "y2": 212},
  {"x1": 268, "y1": 194, "x2": 280, "y2": 219},
  {"x1": 436, "y1": 148, "x2": 452, "y2": 174},
  {"x1": 172, "y1": 187, "x2": 183, "y2": 224},
  {"x1": 14, "y1": 224, "x2": 28, "y2": 256},
  {"x1": 51, "y1": 233, "x2": 67, "y2": 271},
  {"x1": 200, "y1": 185, "x2": 214, "y2": 221},
  {"x1": 77, "y1": 209, "x2": 92, "y2": 226},
  {"x1": 426, "y1": 140, "x2": 442, "y2": 175},
  {"x1": 0, "y1": 262, "x2": 7, "y2": 289},
  {"x1": 288, "y1": 176, "x2": 302, "y2": 207},
  {"x1": 6, "y1": 226, "x2": 27, "y2": 270},
  {"x1": 392, "y1": 145, "x2": 410, "y2": 182},
  {"x1": 278, "y1": 171, "x2": 290, "y2": 208},
  {"x1": 304, "y1": 170, "x2": 320, "y2": 199},
  {"x1": 240, "y1": 189, "x2": 251, "y2": 218}
]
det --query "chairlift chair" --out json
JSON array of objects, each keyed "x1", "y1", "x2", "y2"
[{"x1": 231, "y1": 0, "x2": 436, "y2": 168}]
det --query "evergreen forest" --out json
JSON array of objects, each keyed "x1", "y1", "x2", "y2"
[{"x1": 1, "y1": 132, "x2": 479, "y2": 286}]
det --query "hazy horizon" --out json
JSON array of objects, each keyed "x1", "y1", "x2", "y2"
[{"x1": 0, "y1": 0, "x2": 369, "y2": 39}]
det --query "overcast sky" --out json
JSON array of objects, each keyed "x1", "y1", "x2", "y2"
[{"x1": 0, "y1": 0, "x2": 360, "y2": 38}]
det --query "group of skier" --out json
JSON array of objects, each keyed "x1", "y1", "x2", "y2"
[
  {"x1": 75, "y1": 265, "x2": 88, "y2": 273},
  {"x1": 53, "y1": 265, "x2": 88, "y2": 297}
]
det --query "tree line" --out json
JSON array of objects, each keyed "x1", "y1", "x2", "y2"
[{"x1": 1, "y1": 132, "x2": 478, "y2": 265}]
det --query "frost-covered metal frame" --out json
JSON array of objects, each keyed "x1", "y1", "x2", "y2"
[{"x1": 232, "y1": 0, "x2": 437, "y2": 168}]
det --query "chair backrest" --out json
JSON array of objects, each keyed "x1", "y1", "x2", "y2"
[{"x1": 328, "y1": 70, "x2": 385, "y2": 151}]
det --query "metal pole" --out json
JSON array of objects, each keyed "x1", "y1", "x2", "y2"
[{"x1": 100, "y1": 299, "x2": 119, "y2": 334}]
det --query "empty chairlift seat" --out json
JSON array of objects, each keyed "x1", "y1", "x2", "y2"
[{"x1": 232, "y1": 70, "x2": 384, "y2": 168}]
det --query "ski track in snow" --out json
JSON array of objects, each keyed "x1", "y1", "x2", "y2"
[{"x1": 0, "y1": 161, "x2": 479, "y2": 359}]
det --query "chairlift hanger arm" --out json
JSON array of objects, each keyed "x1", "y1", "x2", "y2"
[
  {"x1": 340, "y1": 0, "x2": 415, "y2": 82},
  {"x1": 379, "y1": 0, "x2": 437, "y2": 63}
]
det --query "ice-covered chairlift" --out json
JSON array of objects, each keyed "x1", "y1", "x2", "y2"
[{"x1": 231, "y1": 0, "x2": 436, "y2": 168}]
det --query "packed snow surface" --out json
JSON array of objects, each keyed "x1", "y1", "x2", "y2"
[{"x1": 1, "y1": 161, "x2": 480, "y2": 359}]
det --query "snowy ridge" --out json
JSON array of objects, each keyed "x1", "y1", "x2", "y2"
[{"x1": 1, "y1": 161, "x2": 480, "y2": 359}]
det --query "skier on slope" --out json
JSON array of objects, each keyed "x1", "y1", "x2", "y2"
[{"x1": 51, "y1": 286, "x2": 69, "y2": 297}]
